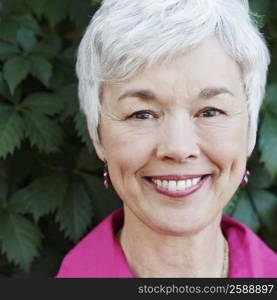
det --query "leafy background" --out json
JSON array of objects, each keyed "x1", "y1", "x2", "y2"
[{"x1": 0, "y1": 0, "x2": 276, "y2": 277}]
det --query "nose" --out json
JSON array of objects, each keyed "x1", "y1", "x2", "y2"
[{"x1": 156, "y1": 113, "x2": 200, "y2": 163}]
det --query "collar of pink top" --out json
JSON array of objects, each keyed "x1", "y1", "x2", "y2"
[{"x1": 56, "y1": 208, "x2": 277, "y2": 278}]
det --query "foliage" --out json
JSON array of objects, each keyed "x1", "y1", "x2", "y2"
[
  {"x1": 0, "y1": 0, "x2": 120, "y2": 277},
  {"x1": 0, "y1": 0, "x2": 276, "y2": 277}
]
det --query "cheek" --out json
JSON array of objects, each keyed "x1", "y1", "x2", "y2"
[
  {"x1": 200, "y1": 119, "x2": 248, "y2": 170},
  {"x1": 200, "y1": 120, "x2": 248, "y2": 205},
  {"x1": 101, "y1": 121, "x2": 156, "y2": 174}
]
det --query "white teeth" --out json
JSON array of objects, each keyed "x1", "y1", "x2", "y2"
[
  {"x1": 168, "y1": 181, "x2": 177, "y2": 191},
  {"x1": 192, "y1": 178, "x2": 200, "y2": 185},
  {"x1": 162, "y1": 180, "x2": 168, "y2": 189},
  {"x1": 151, "y1": 177, "x2": 202, "y2": 192},
  {"x1": 176, "y1": 180, "x2": 186, "y2": 190}
]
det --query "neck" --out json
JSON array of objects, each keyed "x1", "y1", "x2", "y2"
[{"x1": 117, "y1": 206, "x2": 227, "y2": 278}]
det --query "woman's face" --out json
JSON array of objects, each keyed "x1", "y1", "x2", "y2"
[{"x1": 93, "y1": 37, "x2": 248, "y2": 234}]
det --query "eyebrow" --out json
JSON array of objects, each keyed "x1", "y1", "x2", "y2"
[
  {"x1": 117, "y1": 87, "x2": 234, "y2": 102},
  {"x1": 199, "y1": 87, "x2": 234, "y2": 99},
  {"x1": 118, "y1": 89, "x2": 158, "y2": 101}
]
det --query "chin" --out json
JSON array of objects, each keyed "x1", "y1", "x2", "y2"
[{"x1": 145, "y1": 211, "x2": 214, "y2": 236}]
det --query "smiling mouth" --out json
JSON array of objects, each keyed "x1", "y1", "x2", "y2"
[{"x1": 144, "y1": 175, "x2": 210, "y2": 197}]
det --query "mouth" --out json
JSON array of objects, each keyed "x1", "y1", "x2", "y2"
[{"x1": 143, "y1": 174, "x2": 210, "y2": 198}]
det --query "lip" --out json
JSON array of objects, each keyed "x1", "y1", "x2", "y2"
[{"x1": 144, "y1": 174, "x2": 210, "y2": 198}]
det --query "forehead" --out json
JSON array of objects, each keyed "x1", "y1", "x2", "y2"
[{"x1": 103, "y1": 37, "x2": 244, "y2": 102}]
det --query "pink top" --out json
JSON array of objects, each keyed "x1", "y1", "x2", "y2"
[{"x1": 56, "y1": 208, "x2": 277, "y2": 278}]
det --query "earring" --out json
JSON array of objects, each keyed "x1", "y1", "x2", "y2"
[
  {"x1": 240, "y1": 170, "x2": 250, "y2": 185},
  {"x1": 103, "y1": 162, "x2": 109, "y2": 189}
]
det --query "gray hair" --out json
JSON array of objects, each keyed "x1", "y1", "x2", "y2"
[{"x1": 76, "y1": 0, "x2": 270, "y2": 157}]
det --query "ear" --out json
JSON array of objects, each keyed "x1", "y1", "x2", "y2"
[{"x1": 87, "y1": 119, "x2": 106, "y2": 162}]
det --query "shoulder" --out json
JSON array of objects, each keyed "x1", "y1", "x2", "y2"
[
  {"x1": 56, "y1": 208, "x2": 125, "y2": 278},
  {"x1": 222, "y1": 215, "x2": 277, "y2": 277}
]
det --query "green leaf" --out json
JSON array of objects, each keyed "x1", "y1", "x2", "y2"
[
  {"x1": 57, "y1": 84, "x2": 79, "y2": 119},
  {"x1": 22, "y1": 92, "x2": 63, "y2": 116},
  {"x1": 0, "y1": 180, "x2": 8, "y2": 206},
  {"x1": 42, "y1": 34, "x2": 62, "y2": 54},
  {"x1": 22, "y1": 110, "x2": 64, "y2": 153},
  {"x1": 0, "y1": 107, "x2": 25, "y2": 159},
  {"x1": 4, "y1": 150, "x2": 34, "y2": 185},
  {"x1": 249, "y1": 0, "x2": 271, "y2": 15},
  {"x1": 259, "y1": 112, "x2": 277, "y2": 179},
  {"x1": 250, "y1": 189, "x2": 277, "y2": 230},
  {"x1": 29, "y1": 56, "x2": 53, "y2": 87},
  {"x1": 249, "y1": 0, "x2": 270, "y2": 29},
  {"x1": 4, "y1": 1, "x2": 29, "y2": 14},
  {"x1": 3, "y1": 56, "x2": 31, "y2": 94},
  {"x1": 8, "y1": 84, "x2": 22, "y2": 105},
  {"x1": 13, "y1": 247, "x2": 63, "y2": 277},
  {"x1": 80, "y1": 172, "x2": 121, "y2": 222},
  {"x1": 43, "y1": 0, "x2": 71, "y2": 27},
  {"x1": 91, "y1": 0, "x2": 101, "y2": 4},
  {"x1": 263, "y1": 84, "x2": 277, "y2": 117},
  {"x1": 24, "y1": 0, "x2": 47, "y2": 17},
  {"x1": 0, "y1": 42, "x2": 19, "y2": 61},
  {"x1": 0, "y1": 208, "x2": 42, "y2": 272},
  {"x1": 0, "y1": 71, "x2": 10, "y2": 99},
  {"x1": 9, "y1": 176, "x2": 68, "y2": 222},
  {"x1": 77, "y1": 147, "x2": 103, "y2": 172},
  {"x1": 55, "y1": 176, "x2": 93, "y2": 242},
  {"x1": 49, "y1": 61, "x2": 75, "y2": 90},
  {"x1": 0, "y1": 21, "x2": 18, "y2": 44},
  {"x1": 69, "y1": 0, "x2": 92, "y2": 26},
  {"x1": 248, "y1": 164, "x2": 272, "y2": 189},
  {"x1": 74, "y1": 112, "x2": 93, "y2": 150},
  {"x1": 0, "y1": 104, "x2": 13, "y2": 114},
  {"x1": 232, "y1": 189, "x2": 260, "y2": 232},
  {"x1": 61, "y1": 45, "x2": 77, "y2": 64},
  {"x1": 29, "y1": 42, "x2": 58, "y2": 59},
  {"x1": 11, "y1": 15, "x2": 40, "y2": 35},
  {"x1": 16, "y1": 27, "x2": 37, "y2": 51},
  {"x1": 260, "y1": 227, "x2": 277, "y2": 252}
]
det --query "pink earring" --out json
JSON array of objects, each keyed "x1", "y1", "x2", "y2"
[
  {"x1": 104, "y1": 162, "x2": 109, "y2": 189},
  {"x1": 240, "y1": 170, "x2": 250, "y2": 185}
]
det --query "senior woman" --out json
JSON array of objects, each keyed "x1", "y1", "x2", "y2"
[{"x1": 56, "y1": 0, "x2": 277, "y2": 278}]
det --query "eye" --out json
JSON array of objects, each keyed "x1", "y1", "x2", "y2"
[
  {"x1": 129, "y1": 110, "x2": 157, "y2": 120},
  {"x1": 199, "y1": 108, "x2": 224, "y2": 118}
]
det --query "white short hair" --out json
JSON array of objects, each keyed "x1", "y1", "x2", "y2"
[{"x1": 76, "y1": 0, "x2": 270, "y2": 157}]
